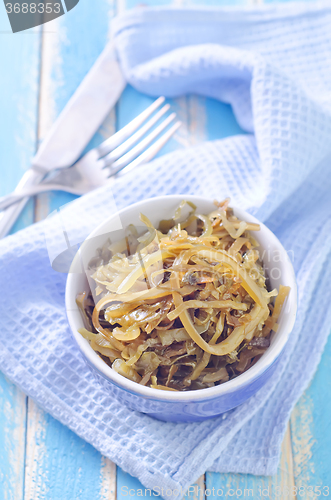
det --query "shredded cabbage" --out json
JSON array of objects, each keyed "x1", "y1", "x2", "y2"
[{"x1": 77, "y1": 199, "x2": 290, "y2": 391}]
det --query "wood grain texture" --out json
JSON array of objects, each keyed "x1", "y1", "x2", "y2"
[
  {"x1": 100, "y1": 458, "x2": 117, "y2": 500},
  {"x1": 0, "y1": 12, "x2": 41, "y2": 233},
  {"x1": 25, "y1": 2, "x2": 118, "y2": 499},
  {"x1": 24, "y1": 399, "x2": 112, "y2": 500},
  {"x1": 114, "y1": 87, "x2": 207, "y2": 500},
  {"x1": 0, "y1": 0, "x2": 329, "y2": 497},
  {"x1": 0, "y1": 374, "x2": 27, "y2": 500},
  {"x1": 205, "y1": 424, "x2": 296, "y2": 499},
  {"x1": 0, "y1": 6, "x2": 41, "y2": 500},
  {"x1": 290, "y1": 335, "x2": 331, "y2": 498},
  {"x1": 114, "y1": 5, "x2": 247, "y2": 498}
]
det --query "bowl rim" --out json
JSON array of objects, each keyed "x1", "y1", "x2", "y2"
[{"x1": 65, "y1": 194, "x2": 297, "y2": 402}]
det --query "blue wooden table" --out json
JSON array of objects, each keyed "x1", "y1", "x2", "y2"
[{"x1": 1, "y1": 0, "x2": 330, "y2": 498}]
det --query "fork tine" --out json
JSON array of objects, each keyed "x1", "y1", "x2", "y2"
[
  {"x1": 97, "y1": 97, "x2": 165, "y2": 158},
  {"x1": 102, "y1": 103, "x2": 171, "y2": 164},
  {"x1": 105, "y1": 113, "x2": 176, "y2": 172},
  {"x1": 108, "y1": 121, "x2": 182, "y2": 178}
]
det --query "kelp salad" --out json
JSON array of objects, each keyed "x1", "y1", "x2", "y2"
[{"x1": 77, "y1": 199, "x2": 290, "y2": 391}]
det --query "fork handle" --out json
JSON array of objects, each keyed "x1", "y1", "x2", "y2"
[
  {"x1": 0, "y1": 169, "x2": 44, "y2": 238},
  {"x1": 0, "y1": 182, "x2": 86, "y2": 212}
]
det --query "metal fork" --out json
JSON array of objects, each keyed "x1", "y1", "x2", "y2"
[{"x1": 0, "y1": 97, "x2": 181, "y2": 212}]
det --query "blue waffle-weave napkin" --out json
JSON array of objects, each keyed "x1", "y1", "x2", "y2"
[{"x1": 1, "y1": 3, "x2": 331, "y2": 497}]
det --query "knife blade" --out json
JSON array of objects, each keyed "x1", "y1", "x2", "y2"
[{"x1": 0, "y1": 41, "x2": 126, "y2": 238}]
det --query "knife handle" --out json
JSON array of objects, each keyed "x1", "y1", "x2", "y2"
[{"x1": 0, "y1": 168, "x2": 44, "y2": 238}]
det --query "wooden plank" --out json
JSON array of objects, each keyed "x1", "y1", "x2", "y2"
[
  {"x1": 114, "y1": 6, "x2": 208, "y2": 494},
  {"x1": 25, "y1": 1, "x2": 118, "y2": 499},
  {"x1": 290, "y1": 335, "x2": 331, "y2": 498},
  {"x1": 205, "y1": 99, "x2": 246, "y2": 140},
  {"x1": 115, "y1": 1, "x2": 252, "y2": 497},
  {"x1": 100, "y1": 457, "x2": 117, "y2": 500},
  {"x1": 255, "y1": 0, "x2": 330, "y2": 496},
  {"x1": 206, "y1": 0, "x2": 299, "y2": 492},
  {"x1": 114, "y1": 4, "x2": 207, "y2": 491},
  {"x1": 205, "y1": 424, "x2": 296, "y2": 499},
  {"x1": 24, "y1": 399, "x2": 113, "y2": 500},
  {"x1": 3, "y1": 0, "x2": 320, "y2": 497},
  {"x1": 114, "y1": 89, "x2": 213, "y2": 499},
  {"x1": 0, "y1": 374, "x2": 27, "y2": 500},
  {"x1": 35, "y1": 0, "x2": 117, "y2": 219},
  {"x1": 0, "y1": 7, "x2": 41, "y2": 500},
  {"x1": 0, "y1": 13, "x2": 40, "y2": 234},
  {"x1": 279, "y1": 424, "x2": 297, "y2": 498},
  {"x1": 192, "y1": 0, "x2": 295, "y2": 493},
  {"x1": 116, "y1": 86, "x2": 195, "y2": 156},
  {"x1": 189, "y1": 475, "x2": 205, "y2": 500}
]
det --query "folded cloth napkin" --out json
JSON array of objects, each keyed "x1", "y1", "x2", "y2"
[{"x1": 1, "y1": 2, "x2": 331, "y2": 497}]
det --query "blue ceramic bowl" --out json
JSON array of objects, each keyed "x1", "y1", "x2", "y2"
[{"x1": 65, "y1": 195, "x2": 297, "y2": 422}]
